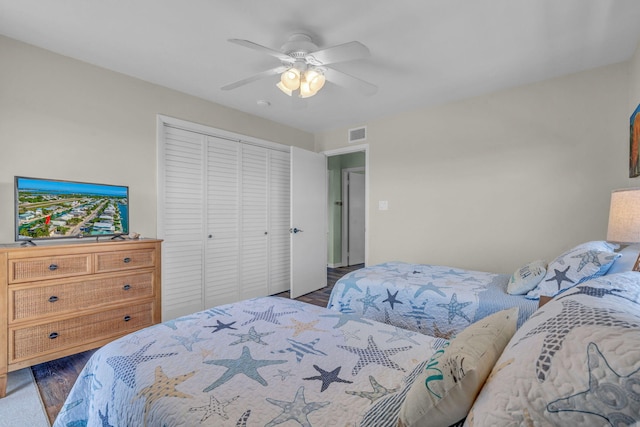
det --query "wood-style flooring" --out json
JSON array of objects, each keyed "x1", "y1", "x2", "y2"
[{"x1": 31, "y1": 264, "x2": 363, "y2": 425}]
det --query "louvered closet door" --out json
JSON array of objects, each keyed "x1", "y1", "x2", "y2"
[
  {"x1": 240, "y1": 145, "x2": 269, "y2": 299},
  {"x1": 204, "y1": 136, "x2": 240, "y2": 307},
  {"x1": 160, "y1": 127, "x2": 206, "y2": 320},
  {"x1": 268, "y1": 150, "x2": 290, "y2": 294}
]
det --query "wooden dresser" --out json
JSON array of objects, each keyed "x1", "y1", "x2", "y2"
[{"x1": 0, "y1": 239, "x2": 162, "y2": 398}]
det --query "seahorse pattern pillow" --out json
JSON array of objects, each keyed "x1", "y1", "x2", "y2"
[
  {"x1": 507, "y1": 260, "x2": 547, "y2": 295},
  {"x1": 398, "y1": 308, "x2": 519, "y2": 427},
  {"x1": 526, "y1": 241, "x2": 619, "y2": 299}
]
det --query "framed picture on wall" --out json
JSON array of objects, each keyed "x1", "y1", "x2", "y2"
[{"x1": 630, "y1": 104, "x2": 640, "y2": 178}]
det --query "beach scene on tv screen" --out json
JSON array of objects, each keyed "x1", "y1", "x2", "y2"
[{"x1": 17, "y1": 178, "x2": 129, "y2": 240}]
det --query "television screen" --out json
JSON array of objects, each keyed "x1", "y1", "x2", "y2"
[{"x1": 15, "y1": 176, "x2": 129, "y2": 241}]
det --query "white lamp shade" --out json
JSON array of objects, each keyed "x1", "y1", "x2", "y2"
[
  {"x1": 276, "y1": 81, "x2": 293, "y2": 96},
  {"x1": 298, "y1": 79, "x2": 317, "y2": 98},
  {"x1": 280, "y1": 68, "x2": 300, "y2": 91},
  {"x1": 607, "y1": 188, "x2": 640, "y2": 243},
  {"x1": 305, "y1": 69, "x2": 326, "y2": 92}
]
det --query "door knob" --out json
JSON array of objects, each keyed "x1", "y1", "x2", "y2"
[{"x1": 290, "y1": 227, "x2": 303, "y2": 234}]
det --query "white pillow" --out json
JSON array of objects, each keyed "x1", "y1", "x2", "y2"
[
  {"x1": 398, "y1": 308, "x2": 519, "y2": 427},
  {"x1": 526, "y1": 241, "x2": 620, "y2": 299},
  {"x1": 507, "y1": 260, "x2": 546, "y2": 295}
]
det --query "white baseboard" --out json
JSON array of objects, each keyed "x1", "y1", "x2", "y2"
[{"x1": 327, "y1": 262, "x2": 344, "y2": 268}]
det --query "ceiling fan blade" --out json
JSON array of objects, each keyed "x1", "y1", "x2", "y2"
[
  {"x1": 221, "y1": 66, "x2": 288, "y2": 91},
  {"x1": 324, "y1": 68, "x2": 378, "y2": 96},
  {"x1": 228, "y1": 39, "x2": 293, "y2": 63},
  {"x1": 306, "y1": 41, "x2": 370, "y2": 65}
]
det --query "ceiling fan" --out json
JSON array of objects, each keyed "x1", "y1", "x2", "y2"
[{"x1": 221, "y1": 33, "x2": 378, "y2": 98}]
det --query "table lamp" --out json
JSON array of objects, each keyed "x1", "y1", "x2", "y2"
[{"x1": 606, "y1": 188, "x2": 640, "y2": 271}]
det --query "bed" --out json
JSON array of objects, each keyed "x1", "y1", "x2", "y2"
[
  {"x1": 327, "y1": 261, "x2": 539, "y2": 338},
  {"x1": 52, "y1": 296, "x2": 446, "y2": 427}
]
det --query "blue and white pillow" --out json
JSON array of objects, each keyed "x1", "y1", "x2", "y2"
[{"x1": 526, "y1": 241, "x2": 620, "y2": 299}]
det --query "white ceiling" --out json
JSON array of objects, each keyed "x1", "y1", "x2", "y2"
[{"x1": 2, "y1": 0, "x2": 640, "y2": 133}]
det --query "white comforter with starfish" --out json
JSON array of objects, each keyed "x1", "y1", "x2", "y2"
[{"x1": 53, "y1": 296, "x2": 444, "y2": 427}]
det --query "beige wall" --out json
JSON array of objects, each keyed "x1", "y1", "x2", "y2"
[
  {"x1": 316, "y1": 61, "x2": 632, "y2": 274},
  {"x1": 0, "y1": 36, "x2": 314, "y2": 243}
]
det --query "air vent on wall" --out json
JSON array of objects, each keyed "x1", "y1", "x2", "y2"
[{"x1": 348, "y1": 126, "x2": 366, "y2": 143}]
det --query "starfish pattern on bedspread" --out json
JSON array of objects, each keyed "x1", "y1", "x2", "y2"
[
  {"x1": 383, "y1": 289, "x2": 403, "y2": 309},
  {"x1": 265, "y1": 386, "x2": 330, "y2": 427},
  {"x1": 517, "y1": 300, "x2": 640, "y2": 382},
  {"x1": 346, "y1": 375, "x2": 399, "y2": 403},
  {"x1": 436, "y1": 293, "x2": 472, "y2": 324},
  {"x1": 357, "y1": 287, "x2": 381, "y2": 315},
  {"x1": 228, "y1": 326, "x2": 274, "y2": 345},
  {"x1": 544, "y1": 266, "x2": 574, "y2": 289},
  {"x1": 136, "y1": 366, "x2": 195, "y2": 422},
  {"x1": 413, "y1": 282, "x2": 447, "y2": 298},
  {"x1": 337, "y1": 335, "x2": 412, "y2": 375},
  {"x1": 558, "y1": 285, "x2": 638, "y2": 305},
  {"x1": 547, "y1": 342, "x2": 640, "y2": 424},
  {"x1": 162, "y1": 316, "x2": 197, "y2": 330},
  {"x1": 570, "y1": 250, "x2": 614, "y2": 272},
  {"x1": 320, "y1": 312, "x2": 374, "y2": 329},
  {"x1": 281, "y1": 318, "x2": 326, "y2": 337},
  {"x1": 106, "y1": 341, "x2": 177, "y2": 389},
  {"x1": 272, "y1": 337, "x2": 327, "y2": 363},
  {"x1": 337, "y1": 280, "x2": 363, "y2": 298},
  {"x1": 241, "y1": 305, "x2": 297, "y2": 326},
  {"x1": 188, "y1": 394, "x2": 239, "y2": 422},
  {"x1": 303, "y1": 365, "x2": 353, "y2": 392},
  {"x1": 166, "y1": 330, "x2": 207, "y2": 351},
  {"x1": 205, "y1": 319, "x2": 237, "y2": 333},
  {"x1": 203, "y1": 346, "x2": 286, "y2": 392}
]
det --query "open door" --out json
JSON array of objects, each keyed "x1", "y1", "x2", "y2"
[{"x1": 290, "y1": 147, "x2": 327, "y2": 298}]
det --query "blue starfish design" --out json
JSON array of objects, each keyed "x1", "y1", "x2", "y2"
[
  {"x1": 265, "y1": 386, "x2": 330, "y2": 427},
  {"x1": 338, "y1": 335, "x2": 412, "y2": 375},
  {"x1": 320, "y1": 312, "x2": 374, "y2": 329},
  {"x1": 382, "y1": 289, "x2": 404, "y2": 310},
  {"x1": 337, "y1": 280, "x2": 363, "y2": 298},
  {"x1": 544, "y1": 265, "x2": 574, "y2": 289},
  {"x1": 242, "y1": 305, "x2": 297, "y2": 326},
  {"x1": 228, "y1": 326, "x2": 274, "y2": 345},
  {"x1": 203, "y1": 346, "x2": 286, "y2": 392},
  {"x1": 558, "y1": 285, "x2": 636, "y2": 304},
  {"x1": 413, "y1": 282, "x2": 447, "y2": 298},
  {"x1": 168, "y1": 330, "x2": 207, "y2": 351},
  {"x1": 443, "y1": 269, "x2": 465, "y2": 277},
  {"x1": 303, "y1": 365, "x2": 353, "y2": 392},
  {"x1": 98, "y1": 403, "x2": 113, "y2": 427},
  {"x1": 405, "y1": 300, "x2": 435, "y2": 330},
  {"x1": 346, "y1": 375, "x2": 399, "y2": 403},
  {"x1": 378, "y1": 326, "x2": 421, "y2": 345},
  {"x1": 356, "y1": 287, "x2": 381, "y2": 315},
  {"x1": 272, "y1": 337, "x2": 327, "y2": 363},
  {"x1": 436, "y1": 293, "x2": 472, "y2": 323},
  {"x1": 106, "y1": 341, "x2": 177, "y2": 389},
  {"x1": 162, "y1": 316, "x2": 197, "y2": 330},
  {"x1": 202, "y1": 307, "x2": 233, "y2": 318},
  {"x1": 548, "y1": 342, "x2": 640, "y2": 423},
  {"x1": 570, "y1": 250, "x2": 613, "y2": 272},
  {"x1": 205, "y1": 319, "x2": 237, "y2": 333},
  {"x1": 517, "y1": 300, "x2": 640, "y2": 382}
]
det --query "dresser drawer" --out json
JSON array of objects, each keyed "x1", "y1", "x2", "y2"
[
  {"x1": 95, "y1": 249, "x2": 156, "y2": 272},
  {"x1": 9, "y1": 302, "x2": 154, "y2": 363},
  {"x1": 8, "y1": 254, "x2": 92, "y2": 284},
  {"x1": 9, "y1": 272, "x2": 155, "y2": 323}
]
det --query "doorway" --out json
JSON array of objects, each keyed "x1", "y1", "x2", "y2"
[{"x1": 324, "y1": 146, "x2": 368, "y2": 268}]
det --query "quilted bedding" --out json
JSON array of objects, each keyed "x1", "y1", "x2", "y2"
[
  {"x1": 53, "y1": 296, "x2": 445, "y2": 427},
  {"x1": 466, "y1": 271, "x2": 640, "y2": 426},
  {"x1": 327, "y1": 262, "x2": 538, "y2": 338}
]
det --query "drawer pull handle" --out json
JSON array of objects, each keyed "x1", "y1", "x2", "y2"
[
  {"x1": 49, "y1": 332, "x2": 59, "y2": 339},
  {"x1": 123, "y1": 315, "x2": 131, "y2": 322},
  {"x1": 123, "y1": 257, "x2": 131, "y2": 264},
  {"x1": 48, "y1": 264, "x2": 58, "y2": 271},
  {"x1": 48, "y1": 296, "x2": 59, "y2": 303},
  {"x1": 123, "y1": 284, "x2": 131, "y2": 291}
]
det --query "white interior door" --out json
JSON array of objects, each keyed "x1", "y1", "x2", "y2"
[
  {"x1": 290, "y1": 147, "x2": 327, "y2": 298},
  {"x1": 347, "y1": 172, "x2": 366, "y2": 265}
]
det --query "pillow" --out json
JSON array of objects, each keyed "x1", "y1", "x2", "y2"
[
  {"x1": 467, "y1": 272, "x2": 640, "y2": 426},
  {"x1": 398, "y1": 307, "x2": 518, "y2": 427},
  {"x1": 506, "y1": 260, "x2": 547, "y2": 295},
  {"x1": 606, "y1": 243, "x2": 640, "y2": 274},
  {"x1": 526, "y1": 241, "x2": 620, "y2": 299}
]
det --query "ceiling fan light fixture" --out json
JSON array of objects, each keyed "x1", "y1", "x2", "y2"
[
  {"x1": 305, "y1": 68, "x2": 326, "y2": 93},
  {"x1": 280, "y1": 67, "x2": 300, "y2": 91},
  {"x1": 276, "y1": 81, "x2": 293, "y2": 96},
  {"x1": 298, "y1": 79, "x2": 317, "y2": 98}
]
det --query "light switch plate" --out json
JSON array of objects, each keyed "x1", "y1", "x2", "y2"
[{"x1": 378, "y1": 200, "x2": 389, "y2": 210}]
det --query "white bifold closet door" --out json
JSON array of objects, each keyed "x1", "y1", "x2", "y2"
[{"x1": 160, "y1": 126, "x2": 290, "y2": 320}]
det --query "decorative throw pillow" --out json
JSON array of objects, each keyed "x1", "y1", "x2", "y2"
[
  {"x1": 398, "y1": 307, "x2": 519, "y2": 427},
  {"x1": 506, "y1": 260, "x2": 547, "y2": 295},
  {"x1": 526, "y1": 241, "x2": 620, "y2": 299}
]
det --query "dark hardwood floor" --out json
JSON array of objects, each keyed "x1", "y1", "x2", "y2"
[{"x1": 31, "y1": 264, "x2": 363, "y2": 425}]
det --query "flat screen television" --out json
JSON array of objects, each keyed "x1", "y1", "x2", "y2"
[{"x1": 15, "y1": 176, "x2": 129, "y2": 242}]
